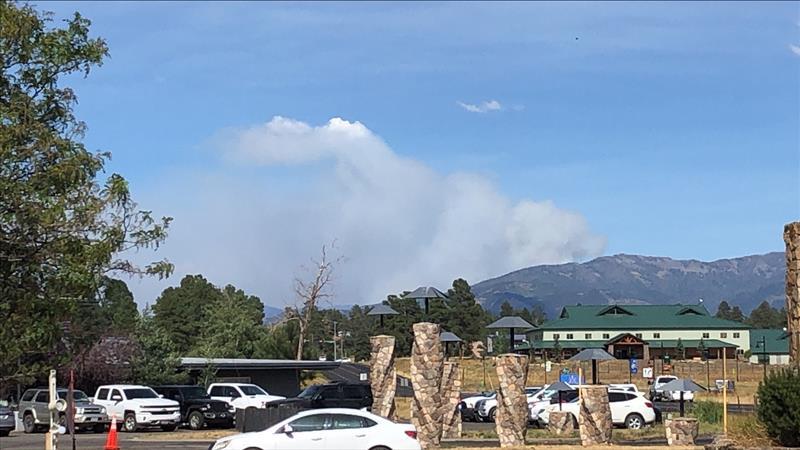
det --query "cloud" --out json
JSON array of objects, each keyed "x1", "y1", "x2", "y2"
[
  {"x1": 133, "y1": 117, "x2": 605, "y2": 309},
  {"x1": 790, "y1": 44, "x2": 800, "y2": 56},
  {"x1": 457, "y1": 100, "x2": 504, "y2": 113}
]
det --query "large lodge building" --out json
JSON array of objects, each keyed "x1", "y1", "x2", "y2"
[{"x1": 521, "y1": 303, "x2": 758, "y2": 360}]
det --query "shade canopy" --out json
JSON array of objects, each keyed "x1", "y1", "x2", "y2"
[
  {"x1": 403, "y1": 286, "x2": 448, "y2": 300},
  {"x1": 568, "y1": 348, "x2": 615, "y2": 361},
  {"x1": 547, "y1": 381, "x2": 575, "y2": 392},
  {"x1": 440, "y1": 331, "x2": 463, "y2": 343},
  {"x1": 660, "y1": 378, "x2": 707, "y2": 393},
  {"x1": 367, "y1": 304, "x2": 399, "y2": 316},
  {"x1": 486, "y1": 316, "x2": 535, "y2": 329}
]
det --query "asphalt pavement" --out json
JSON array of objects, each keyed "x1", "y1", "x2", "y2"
[{"x1": 0, "y1": 431, "x2": 214, "y2": 450}]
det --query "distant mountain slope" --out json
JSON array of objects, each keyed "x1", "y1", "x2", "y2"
[{"x1": 473, "y1": 252, "x2": 784, "y2": 319}]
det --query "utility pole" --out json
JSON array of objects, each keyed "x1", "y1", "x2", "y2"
[
  {"x1": 45, "y1": 370, "x2": 57, "y2": 450},
  {"x1": 332, "y1": 321, "x2": 338, "y2": 361}
]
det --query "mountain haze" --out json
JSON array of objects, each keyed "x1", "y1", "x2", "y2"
[{"x1": 473, "y1": 252, "x2": 784, "y2": 318}]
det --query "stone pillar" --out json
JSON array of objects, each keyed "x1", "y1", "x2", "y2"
[
  {"x1": 440, "y1": 361, "x2": 462, "y2": 439},
  {"x1": 494, "y1": 354, "x2": 529, "y2": 448},
  {"x1": 577, "y1": 386, "x2": 612, "y2": 446},
  {"x1": 410, "y1": 322, "x2": 444, "y2": 450},
  {"x1": 785, "y1": 222, "x2": 800, "y2": 365},
  {"x1": 369, "y1": 335, "x2": 396, "y2": 419},
  {"x1": 548, "y1": 410, "x2": 576, "y2": 435},
  {"x1": 664, "y1": 418, "x2": 699, "y2": 446},
  {"x1": 470, "y1": 341, "x2": 485, "y2": 359}
]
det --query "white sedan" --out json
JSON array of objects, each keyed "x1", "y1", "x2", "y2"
[{"x1": 210, "y1": 408, "x2": 421, "y2": 450}]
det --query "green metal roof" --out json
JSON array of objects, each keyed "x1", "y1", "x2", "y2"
[
  {"x1": 749, "y1": 329, "x2": 789, "y2": 355},
  {"x1": 538, "y1": 304, "x2": 751, "y2": 331},
  {"x1": 517, "y1": 338, "x2": 738, "y2": 351}
]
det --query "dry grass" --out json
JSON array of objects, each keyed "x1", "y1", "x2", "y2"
[
  {"x1": 133, "y1": 429, "x2": 236, "y2": 441},
  {"x1": 444, "y1": 446, "x2": 702, "y2": 450},
  {"x1": 726, "y1": 414, "x2": 775, "y2": 447}
]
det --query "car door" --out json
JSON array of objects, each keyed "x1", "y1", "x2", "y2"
[
  {"x1": 34, "y1": 391, "x2": 49, "y2": 422},
  {"x1": 326, "y1": 413, "x2": 377, "y2": 450},
  {"x1": 608, "y1": 392, "x2": 632, "y2": 423},
  {"x1": 208, "y1": 385, "x2": 229, "y2": 405},
  {"x1": 106, "y1": 389, "x2": 125, "y2": 420},
  {"x1": 315, "y1": 386, "x2": 342, "y2": 408},
  {"x1": 270, "y1": 413, "x2": 332, "y2": 450},
  {"x1": 340, "y1": 386, "x2": 366, "y2": 409}
]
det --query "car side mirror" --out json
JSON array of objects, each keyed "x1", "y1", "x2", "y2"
[
  {"x1": 283, "y1": 425, "x2": 294, "y2": 435},
  {"x1": 111, "y1": 395, "x2": 122, "y2": 402},
  {"x1": 158, "y1": 394, "x2": 164, "y2": 399}
]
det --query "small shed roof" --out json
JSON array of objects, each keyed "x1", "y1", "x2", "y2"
[
  {"x1": 440, "y1": 331, "x2": 463, "y2": 343},
  {"x1": 487, "y1": 316, "x2": 535, "y2": 329},
  {"x1": 367, "y1": 304, "x2": 399, "y2": 316}
]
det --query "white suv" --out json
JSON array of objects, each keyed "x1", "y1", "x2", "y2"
[
  {"x1": 93, "y1": 385, "x2": 181, "y2": 432},
  {"x1": 207, "y1": 383, "x2": 285, "y2": 410},
  {"x1": 476, "y1": 386, "x2": 542, "y2": 422},
  {"x1": 540, "y1": 389, "x2": 656, "y2": 429}
]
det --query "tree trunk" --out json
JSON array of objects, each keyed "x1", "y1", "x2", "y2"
[{"x1": 296, "y1": 321, "x2": 306, "y2": 360}]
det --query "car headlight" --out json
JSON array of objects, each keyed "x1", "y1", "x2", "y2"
[
  {"x1": 201, "y1": 404, "x2": 211, "y2": 411},
  {"x1": 212, "y1": 440, "x2": 231, "y2": 450},
  {"x1": 228, "y1": 405, "x2": 235, "y2": 413},
  {"x1": 76, "y1": 407, "x2": 84, "y2": 414},
  {"x1": 99, "y1": 407, "x2": 106, "y2": 414}
]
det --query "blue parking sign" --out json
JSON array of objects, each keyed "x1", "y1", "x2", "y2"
[{"x1": 629, "y1": 358, "x2": 638, "y2": 374}]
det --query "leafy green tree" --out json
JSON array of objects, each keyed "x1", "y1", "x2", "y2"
[
  {"x1": 153, "y1": 275, "x2": 221, "y2": 354},
  {"x1": 729, "y1": 306, "x2": 746, "y2": 323},
  {"x1": 253, "y1": 321, "x2": 301, "y2": 360},
  {"x1": 386, "y1": 294, "x2": 423, "y2": 356},
  {"x1": 100, "y1": 277, "x2": 139, "y2": 334},
  {"x1": 676, "y1": 338, "x2": 685, "y2": 360},
  {"x1": 344, "y1": 305, "x2": 373, "y2": 362},
  {"x1": 747, "y1": 301, "x2": 786, "y2": 329},
  {"x1": 0, "y1": 2, "x2": 171, "y2": 384},
  {"x1": 130, "y1": 310, "x2": 186, "y2": 385},
  {"x1": 197, "y1": 285, "x2": 266, "y2": 358}
]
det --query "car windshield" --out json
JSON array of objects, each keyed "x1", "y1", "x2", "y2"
[
  {"x1": 57, "y1": 390, "x2": 89, "y2": 401},
  {"x1": 124, "y1": 388, "x2": 158, "y2": 399},
  {"x1": 181, "y1": 387, "x2": 209, "y2": 399},
  {"x1": 297, "y1": 386, "x2": 319, "y2": 399},
  {"x1": 240, "y1": 385, "x2": 267, "y2": 396}
]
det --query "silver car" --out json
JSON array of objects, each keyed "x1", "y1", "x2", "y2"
[
  {"x1": 18, "y1": 388, "x2": 108, "y2": 433},
  {"x1": 0, "y1": 405, "x2": 14, "y2": 437}
]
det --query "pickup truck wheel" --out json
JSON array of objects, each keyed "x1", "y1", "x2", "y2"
[
  {"x1": 489, "y1": 407, "x2": 497, "y2": 422},
  {"x1": 23, "y1": 413, "x2": 36, "y2": 433},
  {"x1": 188, "y1": 411, "x2": 204, "y2": 430},
  {"x1": 122, "y1": 413, "x2": 137, "y2": 432},
  {"x1": 624, "y1": 413, "x2": 644, "y2": 430}
]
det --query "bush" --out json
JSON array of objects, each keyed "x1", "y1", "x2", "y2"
[
  {"x1": 756, "y1": 366, "x2": 800, "y2": 447},
  {"x1": 689, "y1": 400, "x2": 723, "y2": 424}
]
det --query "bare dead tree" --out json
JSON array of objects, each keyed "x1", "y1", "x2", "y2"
[{"x1": 284, "y1": 243, "x2": 342, "y2": 360}]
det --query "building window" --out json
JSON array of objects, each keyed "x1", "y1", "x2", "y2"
[
  {"x1": 566, "y1": 334, "x2": 574, "y2": 340},
  {"x1": 635, "y1": 333, "x2": 642, "y2": 339},
  {"x1": 653, "y1": 333, "x2": 661, "y2": 339},
  {"x1": 702, "y1": 332, "x2": 709, "y2": 339},
  {"x1": 553, "y1": 334, "x2": 560, "y2": 340},
  {"x1": 733, "y1": 333, "x2": 740, "y2": 338},
  {"x1": 585, "y1": 333, "x2": 592, "y2": 339},
  {"x1": 720, "y1": 332, "x2": 727, "y2": 338},
  {"x1": 602, "y1": 333, "x2": 610, "y2": 339}
]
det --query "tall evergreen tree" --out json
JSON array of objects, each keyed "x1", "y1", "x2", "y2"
[
  {"x1": 100, "y1": 277, "x2": 139, "y2": 334},
  {"x1": 499, "y1": 300, "x2": 515, "y2": 317},
  {"x1": 747, "y1": 301, "x2": 786, "y2": 329},
  {"x1": 716, "y1": 300, "x2": 733, "y2": 320},
  {"x1": 153, "y1": 275, "x2": 222, "y2": 354},
  {"x1": 442, "y1": 279, "x2": 490, "y2": 344}
]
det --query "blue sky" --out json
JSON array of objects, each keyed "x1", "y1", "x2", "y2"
[{"x1": 47, "y1": 2, "x2": 799, "y2": 307}]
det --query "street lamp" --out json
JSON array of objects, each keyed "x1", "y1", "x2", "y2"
[{"x1": 755, "y1": 336, "x2": 767, "y2": 379}]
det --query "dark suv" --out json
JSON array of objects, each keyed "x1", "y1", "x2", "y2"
[
  {"x1": 153, "y1": 385, "x2": 233, "y2": 430},
  {"x1": 269, "y1": 383, "x2": 373, "y2": 410}
]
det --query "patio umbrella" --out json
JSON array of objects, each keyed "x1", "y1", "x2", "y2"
[
  {"x1": 440, "y1": 330, "x2": 463, "y2": 356},
  {"x1": 486, "y1": 316, "x2": 535, "y2": 352},
  {"x1": 547, "y1": 380, "x2": 575, "y2": 411},
  {"x1": 403, "y1": 286, "x2": 448, "y2": 314},
  {"x1": 659, "y1": 378, "x2": 706, "y2": 417},
  {"x1": 366, "y1": 303, "x2": 399, "y2": 328},
  {"x1": 568, "y1": 348, "x2": 615, "y2": 385}
]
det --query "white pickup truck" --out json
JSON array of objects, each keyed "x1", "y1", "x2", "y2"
[
  {"x1": 93, "y1": 385, "x2": 181, "y2": 432},
  {"x1": 207, "y1": 383, "x2": 285, "y2": 410},
  {"x1": 649, "y1": 375, "x2": 695, "y2": 401}
]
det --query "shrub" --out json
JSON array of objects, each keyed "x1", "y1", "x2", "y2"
[
  {"x1": 756, "y1": 366, "x2": 800, "y2": 447},
  {"x1": 690, "y1": 400, "x2": 723, "y2": 424}
]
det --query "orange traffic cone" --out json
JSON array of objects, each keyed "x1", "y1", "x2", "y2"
[{"x1": 104, "y1": 416, "x2": 120, "y2": 450}]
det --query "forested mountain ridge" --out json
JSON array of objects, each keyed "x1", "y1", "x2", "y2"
[{"x1": 473, "y1": 252, "x2": 784, "y2": 318}]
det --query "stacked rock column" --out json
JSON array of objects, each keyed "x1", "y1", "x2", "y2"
[
  {"x1": 664, "y1": 418, "x2": 699, "y2": 446},
  {"x1": 369, "y1": 335, "x2": 397, "y2": 419},
  {"x1": 440, "y1": 361, "x2": 462, "y2": 439},
  {"x1": 577, "y1": 386, "x2": 613, "y2": 446},
  {"x1": 548, "y1": 410, "x2": 575, "y2": 435},
  {"x1": 494, "y1": 354, "x2": 529, "y2": 448},
  {"x1": 785, "y1": 221, "x2": 800, "y2": 366},
  {"x1": 410, "y1": 323, "x2": 444, "y2": 450}
]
